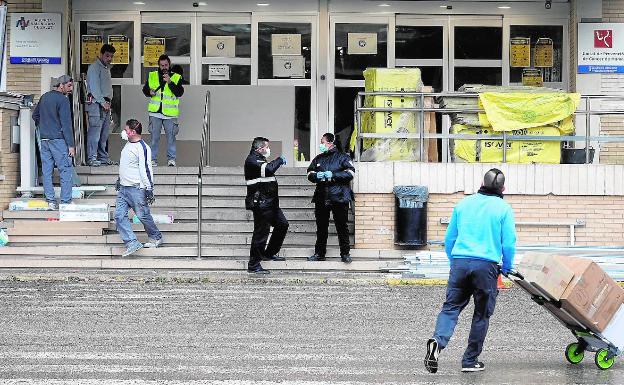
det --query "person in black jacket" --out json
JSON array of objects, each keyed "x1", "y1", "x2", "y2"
[
  {"x1": 307, "y1": 133, "x2": 355, "y2": 263},
  {"x1": 244, "y1": 137, "x2": 289, "y2": 274}
]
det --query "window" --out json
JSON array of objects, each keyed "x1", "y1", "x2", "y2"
[
  {"x1": 79, "y1": 21, "x2": 134, "y2": 79},
  {"x1": 258, "y1": 22, "x2": 312, "y2": 80},
  {"x1": 454, "y1": 67, "x2": 502, "y2": 91},
  {"x1": 509, "y1": 25, "x2": 564, "y2": 83},
  {"x1": 454, "y1": 27, "x2": 502, "y2": 60},
  {"x1": 141, "y1": 23, "x2": 191, "y2": 82},
  {"x1": 201, "y1": 23, "x2": 251, "y2": 85},
  {"x1": 335, "y1": 23, "x2": 387, "y2": 80},
  {"x1": 396, "y1": 26, "x2": 443, "y2": 60}
]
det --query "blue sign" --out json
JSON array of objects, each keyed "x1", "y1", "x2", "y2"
[
  {"x1": 10, "y1": 57, "x2": 61, "y2": 65},
  {"x1": 578, "y1": 65, "x2": 624, "y2": 74}
]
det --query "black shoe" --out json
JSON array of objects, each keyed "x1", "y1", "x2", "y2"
[
  {"x1": 424, "y1": 338, "x2": 440, "y2": 374},
  {"x1": 341, "y1": 254, "x2": 352, "y2": 263},
  {"x1": 262, "y1": 255, "x2": 286, "y2": 261},
  {"x1": 247, "y1": 265, "x2": 270, "y2": 274},
  {"x1": 307, "y1": 254, "x2": 326, "y2": 261},
  {"x1": 461, "y1": 362, "x2": 485, "y2": 372}
]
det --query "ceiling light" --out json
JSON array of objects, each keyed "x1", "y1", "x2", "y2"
[
  {"x1": 440, "y1": 5, "x2": 447, "y2": 7},
  {"x1": 379, "y1": 3, "x2": 391, "y2": 6},
  {"x1": 498, "y1": 6, "x2": 511, "y2": 9},
  {"x1": 257, "y1": 3, "x2": 270, "y2": 6},
  {"x1": 197, "y1": 1, "x2": 207, "y2": 5},
  {"x1": 133, "y1": 1, "x2": 145, "y2": 4}
]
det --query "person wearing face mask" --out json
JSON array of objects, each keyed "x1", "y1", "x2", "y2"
[
  {"x1": 114, "y1": 119, "x2": 163, "y2": 258},
  {"x1": 142, "y1": 54, "x2": 184, "y2": 167},
  {"x1": 32, "y1": 75, "x2": 75, "y2": 210},
  {"x1": 244, "y1": 137, "x2": 289, "y2": 274},
  {"x1": 306, "y1": 133, "x2": 355, "y2": 263},
  {"x1": 85, "y1": 44, "x2": 117, "y2": 167}
]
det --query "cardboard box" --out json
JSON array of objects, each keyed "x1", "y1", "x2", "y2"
[
  {"x1": 59, "y1": 203, "x2": 110, "y2": 222},
  {"x1": 601, "y1": 304, "x2": 624, "y2": 351},
  {"x1": 518, "y1": 252, "x2": 575, "y2": 300},
  {"x1": 518, "y1": 253, "x2": 624, "y2": 333}
]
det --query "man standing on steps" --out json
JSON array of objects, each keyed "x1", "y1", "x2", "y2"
[
  {"x1": 307, "y1": 133, "x2": 355, "y2": 264},
  {"x1": 244, "y1": 137, "x2": 289, "y2": 274},
  {"x1": 85, "y1": 44, "x2": 117, "y2": 167},
  {"x1": 142, "y1": 54, "x2": 184, "y2": 167},
  {"x1": 114, "y1": 119, "x2": 163, "y2": 257},
  {"x1": 424, "y1": 168, "x2": 516, "y2": 374},
  {"x1": 32, "y1": 75, "x2": 75, "y2": 210}
]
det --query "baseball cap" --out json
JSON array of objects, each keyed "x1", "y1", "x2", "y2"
[{"x1": 52, "y1": 75, "x2": 72, "y2": 87}]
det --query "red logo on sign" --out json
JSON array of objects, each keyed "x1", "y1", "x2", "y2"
[{"x1": 594, "y1": 30, "x2": 613, "y2": 48}]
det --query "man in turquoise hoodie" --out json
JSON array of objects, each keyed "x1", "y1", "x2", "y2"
[{"x1": 424, "y1": 168, "x2": 516, "y2": 374}]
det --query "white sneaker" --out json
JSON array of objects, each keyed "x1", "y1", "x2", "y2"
[
  {"x1": 48, "y1": 202, "x2": 58, "y2": 210},
  {"x1": 151, "y1": 160, "x2": 158, "y2": 167},
  {"x1": 144, "y1": 238, "x2": 163, "y2": 248},
  {"x1": 167, "y1": 159, "x2": 176, "y2": 167}
]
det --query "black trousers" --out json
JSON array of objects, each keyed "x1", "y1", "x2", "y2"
[
  {"x1": 249, "y1": 207, "x2": 289, "y2": 268},
  {"x1": 314, "y1": 202, "x2": 350, "y2": 257}
]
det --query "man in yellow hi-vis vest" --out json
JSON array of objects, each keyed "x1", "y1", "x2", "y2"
[{"x1": 142, "y1": 54, "x2": 185, "y2": 167}]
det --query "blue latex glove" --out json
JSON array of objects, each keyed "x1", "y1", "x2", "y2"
[
  {"x1": 279, "y1": 155, "x2": 287, "y2": 165},
  {"x1": 325, "y1": 171, "x2": 333, "y2": 180},
  {"x1": 316, "y1": 171, "x2": 326, "y2": 181}
]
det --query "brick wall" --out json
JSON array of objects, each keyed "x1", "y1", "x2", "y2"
[
  {"x1": 355, "y1": 193, "x2": 624, "y2": 249},
  {"x1": 0, "y1": 0, "x2": 43, "y2": 211},
  {"x1": 600, "y1": 1, "x2": 624, "y2": 164}
]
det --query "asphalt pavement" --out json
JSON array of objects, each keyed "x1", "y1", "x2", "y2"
[{"x1": 0, "y1": 270, "x2": 621, "y2": 385}]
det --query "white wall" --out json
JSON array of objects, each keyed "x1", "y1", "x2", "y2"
[{"x1": 40, "y1": 0, "x2": 69, "y2": 94}]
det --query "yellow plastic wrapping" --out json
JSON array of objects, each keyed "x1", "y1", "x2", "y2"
[{"x1": 360, "y1": 68, "x2": 423, "y2": 161}]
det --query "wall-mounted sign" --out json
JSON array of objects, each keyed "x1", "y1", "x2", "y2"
[
  {"x1": 209, "y1": 64, "x2": 230, "y2": 81},
  {"x1": 206, "y1": 36, "x2": 235, "y2": 57},
  {"x1": 271, "y1": 34, "x2": 301, "y2": 56},
  {"x1": 81, "y1": 35, "x2": 102, "y2": 65},
  {"x1": 578, "y1": 23, "x2": 624, "y2": 73},
  {"x1": 108, "y1": 35, "x2": 129, "y2": 65},
  {"x1": 534, "y1": 38, "x2": 554, "y2": 68},
  {"x1": 273, "y1": 55, "x2": 305, "y2": 78},
  {"x1": 144, "y1": 37, "x2": 165, "y2": 67},
  {"x1": 522, "y1": 68, "x2": 543, "y2": 87},
  {"x1": 10, "y1": 13, "x2": 62, "y2": 64},
  {"x1": 510, "y1": 37, "x2": 531, "y2": 67},
  {"x1": 348, "y1": 33, "x2": 377, "y2": 55}
]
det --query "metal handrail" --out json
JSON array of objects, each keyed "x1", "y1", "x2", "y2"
[
  {"x1": 354, "y1": 92, "x2": 624, "y2": 163},
  {"x1": 197, "y1": 90, "x2": 210, "y2": 259}
]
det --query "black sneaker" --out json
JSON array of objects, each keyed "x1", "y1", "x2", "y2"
[
  {"x1": 424, "y1": 338, "x2": 440, "y2": 373},
  {"x1": 341, "y1": 254, "x2": 352, "y2": 263},
  {"x1": 307, "y1": 254, "x2": 326, "y2": 261},
  {"x1": 461, "y1": 362, "x2": 485, "y2": 372},
  {"x1": 262, "y1": 255, "x2": 286, "y2": 261},
  {"x1": 247, "y1": 265, "x2": 270, "y2": 274}
]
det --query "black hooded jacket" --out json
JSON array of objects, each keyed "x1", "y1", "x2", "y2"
[
  {"x1": 306, "y1": 147, "x2": 355, "y2": 205},
  {"x1": 244, "y1": 150, "x2": 285, "y2": 210}
]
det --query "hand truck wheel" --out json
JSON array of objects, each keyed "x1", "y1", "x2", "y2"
[
  {"x1": 565, "y1": 343, "x2": 585, "y2": 364},
  {"x1": 594, "y1": 348, "x2": 615, "y2": 370}
]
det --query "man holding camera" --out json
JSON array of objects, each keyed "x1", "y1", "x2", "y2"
[{"x1": 142, "y1": 54, "x2": 184, "y2": 167}]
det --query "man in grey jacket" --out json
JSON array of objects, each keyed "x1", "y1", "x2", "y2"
[
  {"x1": 85, "y1": 44, "x2": 116, "y2": 167},
  {"x1": 32, "y1": 75, "x2": 75, "y2": 210}
]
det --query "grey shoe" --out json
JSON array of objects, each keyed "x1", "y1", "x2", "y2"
[
  {"x1": 144, "y1": 238, "x2": 163, "y2": 248},
  {"x1": 100, "y1": 159, "x2": 118, "y2": 166},
  {"x1": 122, "y1": 242, "x2": 143, "y2": 257},
  {"x1": 87, "y1": 159, "x2": 101, "y2": 167},
  {"x1": 167, "y1": 159, "x2": 176, "y2": 167},
  {"x1": 151, "y1": 160, "x2": 158, "y2": 167},
  {"x1": 47, "y1": 202, "x2": 58, "y2": 210}
]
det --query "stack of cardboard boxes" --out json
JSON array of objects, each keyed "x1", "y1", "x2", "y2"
[{"x1": 518, "y1": 253, "x2": 624, "y2": 351}]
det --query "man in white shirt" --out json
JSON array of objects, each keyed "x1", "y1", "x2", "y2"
[{"x1": 114, "y1": 119, "x2": 163, "y2": 257}]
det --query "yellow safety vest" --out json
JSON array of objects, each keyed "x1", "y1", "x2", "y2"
[{"x1": 147, "y1": 71, "x2": 181, "y2": 117}]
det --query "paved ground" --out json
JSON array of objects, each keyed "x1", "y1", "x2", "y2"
[{"x1": 0, "y1": 270, "x2": 621, "y2": 385}]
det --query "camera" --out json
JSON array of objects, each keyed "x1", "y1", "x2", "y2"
[
  {"x1": 545, "y1": 0, "x2": 552, "y2": 9},
  {"x1": 192, "y1": 2, "x2": 198, "y2": 7}
]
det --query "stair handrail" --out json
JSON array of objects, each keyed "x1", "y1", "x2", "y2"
[{"x1": 197, "y1": 90, "x2": 210, "y2": 259}]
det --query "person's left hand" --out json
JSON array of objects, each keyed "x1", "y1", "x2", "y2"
[
  {"x1": 279, "y1": 155, "x2": 287, "y2": 165},
  {"x1": 68, "y1": 147, "x2": 75, "y2": 157},
  {"x1": 163, "y1": 72, "x2": 171, "y2": 83},
  {"x1": 324, "y1": 171, "x2": 333, "y2": 180}
]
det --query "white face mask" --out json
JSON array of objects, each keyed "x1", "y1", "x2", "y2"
[
  {"x1": 264, "y1": 148, "x2": 271, "y2": 158},
  {"x1": 121, "y1": 130, "x2": 129, "y2": 141}
]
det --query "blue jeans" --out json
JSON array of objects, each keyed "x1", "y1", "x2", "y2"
[
  {"x1": 39, "y1": 139, "x2": 74, "y2": 204},
  {"x1": 433, "y1": 258, "x2": 499, "y2": 366},
  {"x1": 149, "y1": 116, "x2": 178, "y2": 161},
  {"x1": 114, "y1": 186, "x2": 162, "y2": 247},
  {"x1": 86, "y1": 104, "x2": 111, "y2": 162}
]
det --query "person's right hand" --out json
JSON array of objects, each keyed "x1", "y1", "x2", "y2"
[
  {"x1": 150, "y1": 89, "x2": 156, "y2": 96},
  {"x1": 316, "y1": 171, "x2": 326, "y2": 181},
  {"x1": 103, "y1": 101, "x2": 111, "y2": 111},
  {"x1": 68, "y1": 147, "x2": 75, "y2": 157}
]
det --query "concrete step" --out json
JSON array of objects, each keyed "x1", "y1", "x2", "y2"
[
  {"x1": 76, "y1": 174, "x2": 312, "y2": 187},
  {"x1": 75, "y1": 165, "x2": 309, "y2": 176},
  {"x1": 0, "y1": 245, "x2": 402, "y2": 260},
  {"x1": 7, "y1": 233, "x2": 353, "y2": 246}
]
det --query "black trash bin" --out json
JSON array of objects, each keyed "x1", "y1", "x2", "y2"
[{"x1": 393, "y1": 186, "x2": 428, "y2": 247}]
